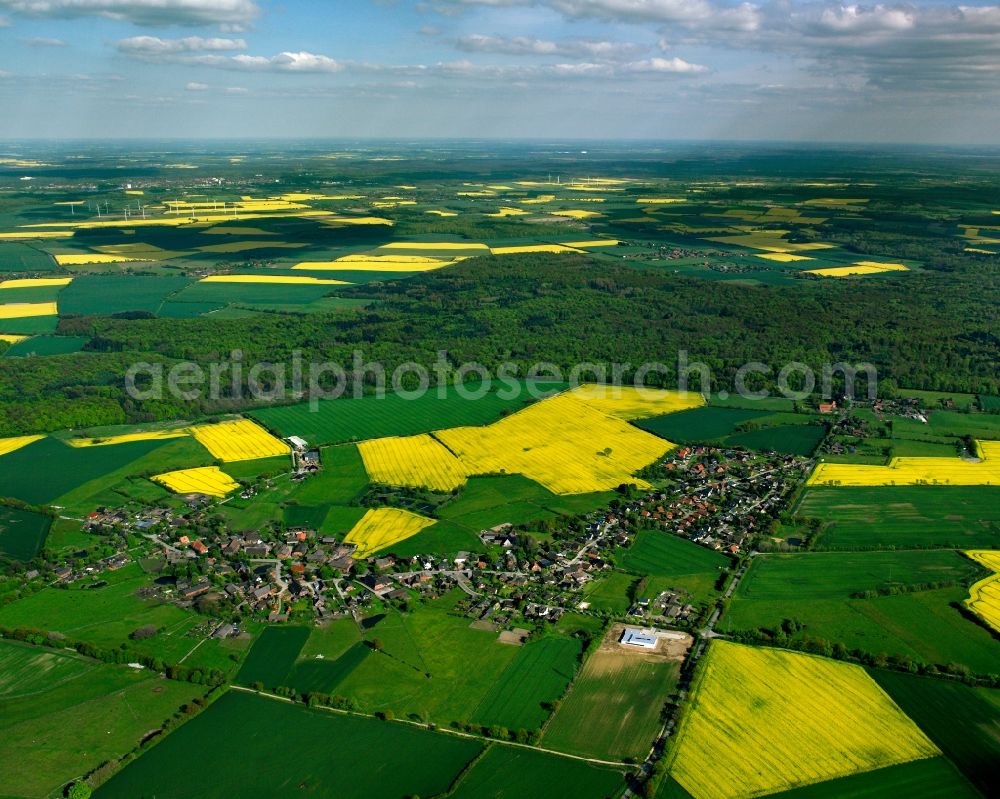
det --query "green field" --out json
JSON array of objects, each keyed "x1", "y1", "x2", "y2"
[
  {"x1": 724, "y1": 552, "x2": 1000, "y2": 673},
  {"x1": 298, "y1": 617, "x2": 362, "y2": 660},
  {"x1": 0, "y1": 436, "x2": 177, "y2": 505},
  {"x1": 470, "y1": 636, "x2": 582, "y2": 732},
  {"x1": 0, "y1": 313, "x2": 58, "y2": 334},
  {"x1": 3, "y1": 334, "x2": 89, "y2": 357},
  {"x1": 167, "y1": 279, "x2": 345, "y2": 309},
  {"x1": 617, "y1": 532, "x2": 729, "y2": 604},
  {"x1": 0, "y1": 638, "x2": 92, "y2": 697},
  {"x1": 765, "y1": 757, "x2": 981, "y2": 799},
  {"x1": 57, "y1": 275, "x2": 193, "y2": 316},
  {"x1": 0, "y1": 242, "x2": 56, "y2": 272},
  {"x1": 287, "y1": 641, "x2": 373, "y2": 694},
  {"x1": 284, "y1": 444, "x2": 369, "y2": 505},
  {"x1": 800, "y1": 486, "x2": 1000, "y2": 549},
  {"x1": 725, "y1": 423, "x2": 826, "y2": 456},
  {"x1": 450, "y1": 744, "x2": 626, "y2": 799},
  {"x1": 0, "y1": 506, "x2": 51, "y2": 560},
  {"x1": 251, "y1": 382, "x2": 566, "y2": 446},
  {"x1": 899, "y1": 388, "x2": 977, "y2": 411},
  {"x1": 891, "y1": 409, "x2": 1000, "y2": 441},
  {"x1": 0, "y1": 284, "x2": 67, "y2": 303},
  {"x1": 234, "y1": 625, "x2": 310, "y2": 689},
  {"x1": 437, "y1": 474, "x2": 611, "y2": 534},
  {"x1": 580, "y1": 571, "x2": 639, "y2": 614},
  {"x1": 542, "y1": 647, "x2": 680, "y2": 760},
  {"x1": 335, "y1": 592, "x2": 521, "y2": 724},
  {"x1": 637, "y1": 406, "x2": 771, "y2": 443},
  {"x1": 0, "y1": 640, "x2": 203, "y2": 799},
  {"x1": 51, "y1": 436, "x2": 215, "y2": 514},
  {"x1": 870, "y1": 669, "x2": 1000, "y2": 796},
  {"x1": 733, "y1": 550, "x2": 984, "y2": 600},
  {"x1": 0, "y1": 563, "x2": 236, "y2": 668},
  {"x1": 94, "y1": 689, "x2": 484, "y2": 799}
]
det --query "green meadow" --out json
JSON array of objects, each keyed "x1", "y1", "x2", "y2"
[{"x1": 94, "y1": 690, "x2": 484, "y2": 799}]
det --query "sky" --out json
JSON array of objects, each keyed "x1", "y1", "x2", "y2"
[{"x1": 1, "y1": 0, "x2": 1000, "y2": 143}]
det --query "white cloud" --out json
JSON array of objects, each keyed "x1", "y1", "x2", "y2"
[
  {"x1": 20, "y1": 35, "x2": 65, "y2": 45},
  {"x1": 456, "y1": 33, "x2": 643, "y2": 58},
  {"x1": 117, "y1": 35, "x2": 247, "y2": 55},
  {"x1": 224, "y1": 85, "x2": 247, "y2": 92},
  {"x1": 177, "y1": 50, "x2": 346, "y2": 73},
  {"x1": 817, "y1": 5, "x2": 916, "y2": 34},
  {"x1": 549, "y1": 0, "x2": 760, "y2": 30},
  {"x1": 438, "y1": 0, "x2": 760, "y2": 31},
  {"x1": 0, "y1": 0, "x2": 260, "y2": 27},
  {"x1": 185, "y1": 80, "x2": 209, "y2": 89},
  {"x1": 626, "y1": 56, "x2": 708, "y2": 73}
]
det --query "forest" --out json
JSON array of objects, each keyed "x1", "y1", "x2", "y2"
[{"x1": 1, "y1": 253, "x2": 997, "y2": 436}]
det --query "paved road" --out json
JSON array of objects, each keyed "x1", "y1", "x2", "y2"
[{"x1": 624, "y1": 548, "x2": 759, "y2": 796}]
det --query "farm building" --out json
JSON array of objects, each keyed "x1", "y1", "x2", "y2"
[{"x1": 620, "y1": 628, "x2": 657, "y2": 649}]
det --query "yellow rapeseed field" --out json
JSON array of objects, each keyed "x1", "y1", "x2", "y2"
[
  {"x1": 189, "y1": 419, "x2": 290, "y2": 462},
  {"x1": 964, "y1": 550, "x2": 1000, "y2": 633},
  {"x1": 435, "y1": 392, "x2": 672, "y2": 494},
  {"x1": 425, "y1": 210, "x2": 458, "y2": 217},
  {"x1": 65, "y1": 430, "x2": 189, "y2": 448},
  {"x1": 561, "y1": 240, "x2": 620, "y2": 248},
  {"x1": 322, "y1": 216, "x2": 393, "y2": 226},
  {"x1": 806, "y1": 262, "x2": 909, "y2": 278},
  {"x1": 756, "y1": 252, "x2": 814, "y2": 263},
  {"x1": 344, "y1": 508, "x2": 436, "y2": 558},
  {"x1": 569, "y1": 384, "x2": 705, "y2": 420},
  {"x1": 0, "y1": 334, "x2": 28, "y2": 344},
  {"x1": 358, "y1": 434, "x2": 469, "y2": 492},
  {"x1": 550, "y1": 209, "x2": 602, "y2": 219},
  {"x1": 152, "y1": 466, "x2": 240, "y2": 498},
  {"x1": 966, "y1": 551, "x2": 1000, "y2": 629},
  {"x1": 636, "y1": 198, "x2": 686, "y2": 204},
  {"x1": 378, "y1": 242, "x2": 488, "y2": 251},
  {"x1": 54, "y1": 254, "x2": 150, "y2": 265},
  {"x1": 808, "y1": 442, "x2": 1000, "y2": 486},
  {"x1": 281, "y1": 193, "x2": 337, "y2": 201},
  {"x1": 487, "y1": 207, "x2": 530, "y2": 217},
  {"x1": 0, "y1": 231, "x2": 74, "y2": 240},
  {"x1": 293, "y1": 255, "x2": 457, "y2": 272},
  {"x1": 198, "y1": 275, "x2": 350, "y2": 285},
  {"x1": 668, "y1": 641, "x2": 939, "y2": 799},
  {"x1": 0, "y1": 435, "x2": 44, "y2": 457},
  {"x1": 490, "y1": 244, "x2": 583, "y2": 255},
  {"x1": 0, "y1": 302, "x2": 58, "y2": 319},
  {"x1": 519, "y1": 195, "x2": 556, "y2": 205},
  {"x1": 0, "y1": 277, "x2": 72, "y2": 289},
  {"x1": 977, "y1": 440, "x2": 1000, "y2": 459}
]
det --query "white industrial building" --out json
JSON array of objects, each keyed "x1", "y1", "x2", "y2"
[{"x1": 620, "y1": 628, "x2": 658, "y2": 649}]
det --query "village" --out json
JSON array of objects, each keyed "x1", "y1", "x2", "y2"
[{"x1": 12, "y1": 443, "x2": 812, "y2": 651}]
